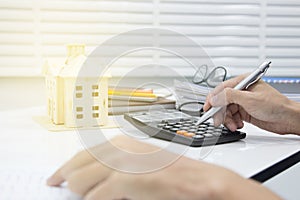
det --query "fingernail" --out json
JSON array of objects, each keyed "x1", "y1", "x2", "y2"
[
  {"x1": 46, "y1": 176, "x2": 54, "y2": 186},
  {"x1": 228, "y1": 122, "x2": 237, "y2": 132},
  {"x1": 46, "y1": 176, "x2": 58, "y2": 186}
]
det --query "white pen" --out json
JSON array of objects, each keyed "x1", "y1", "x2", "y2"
[{"x1": 195, "y1": 61, "x2": 272, "y2": 125}]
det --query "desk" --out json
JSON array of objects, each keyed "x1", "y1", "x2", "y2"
[{"x1": 0, "y1": 107, "x2": 299, "y2": 199}]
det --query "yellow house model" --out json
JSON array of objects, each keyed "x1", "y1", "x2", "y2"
[{"x1": 44, "y1": 44, "x2": 109, "y2": 128}]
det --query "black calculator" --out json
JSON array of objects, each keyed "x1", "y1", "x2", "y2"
[{"x1": 124, "y1": 110, "x2": 246, "y2": 147}]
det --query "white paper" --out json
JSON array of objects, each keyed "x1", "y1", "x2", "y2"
[{"x1": 0, "y1": 169, "x2": 82, "y2": 200}]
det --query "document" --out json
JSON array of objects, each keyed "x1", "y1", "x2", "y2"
[{"x1": 0, "y1": 169, "x2": 81, "y2": 200}]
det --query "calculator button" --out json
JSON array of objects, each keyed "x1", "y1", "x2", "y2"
[
  {"x1": 197, "y1": 128, "x2": 206, "y2": 131},
  {"x1": 176, "y1": 130, "x2": 187, "y2": 135},
  {"x1": 163, "y1": 126, "x2": 172, "y2": 130},
  {"x1": 170, "y1": 128, "x2": 179, "y2": 132},
  {"x1": 221, "y1": 130, "x2": 231, "y2": 135},
  {"x1": 196, "y1": 131, "x2": 205, "y2": 135},
  {"x1": 183, "y1": 123, "x2": 192, "y2": 126},
  {"x1": 207, "y1": 127, "x2": 215, "y2": 130},
  {"x1": 203, "y1": 133, "x2": 214, "y2": 137},
  {"x1": 188, "y1": 129, "x2": 197, "y2": 133},
  {"x1": 193, "y1": 135, "x2": 204, "y2": 139},
  {"x1": 174, "y1": 124, "x2": 183, "y2": 128},
  {"x1": 184, "y1": 132, "x2": 195, "y2": 138}
]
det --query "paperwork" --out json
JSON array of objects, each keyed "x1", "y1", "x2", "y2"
[{"x1": 173, "y1": 79, "x2": 212, "y2": 106}]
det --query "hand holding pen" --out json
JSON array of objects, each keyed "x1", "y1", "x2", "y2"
[
  {"x1": 199, "y1": 62, "x2": 300, "y2": 135},
  {"x1": 196, "y1": 61, "x2": 271, "y2": 125}
]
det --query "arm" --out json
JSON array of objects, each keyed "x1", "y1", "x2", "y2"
[
  {"x1": 204, "y1": 74, "x2": 300, "y2": 135},
  {"x1": 286, "y1": 100, "x2": 300, "y2": 135},
  {"x1": 47, "y1": 136, "x2": 282, "y2": 200}
]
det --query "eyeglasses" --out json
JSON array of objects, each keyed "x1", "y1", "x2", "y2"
[
  {"x1": 177, "y1": 65, "x2": 227, "y2": 116},
  {"x1": 192, "y1": 65, "x2": 227, "y2": 88},
  {"x1": 178, "y1": 101, "x2": 205, "y2": 117}
]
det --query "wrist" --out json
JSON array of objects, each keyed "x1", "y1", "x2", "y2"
[
  {"x1": 286, "y1": 100, "x2": 300, "y2": 135},
  {"x1": 223, "y1": 179, "x2": 282, "y2": 200}
]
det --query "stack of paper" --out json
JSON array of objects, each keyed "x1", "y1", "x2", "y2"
[
  {"x1": 108, "y1": 98, "x2": 176, "y2": 115},
  {"x1": 108, "y1": 86, "x2": 157, "y2": 102},
  {"x1": 108, "y1": 86, "x2": 175, "y2": 115},
  {"x1": 173, "y1": 79, "x2": 213, "y2": 107}
]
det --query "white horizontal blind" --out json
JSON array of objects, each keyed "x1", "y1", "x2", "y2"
[
  {"x1": 0, "y1": 0, "x2": 36, "y2": 76},
  {"x1": 0, "y1": 0, "x2": 155, "y2": 76},
  {"x1": 156, "y1": 0, "x2": 260, "y2": 77},
  {"x1": 0, "y1": 0, "x2": 299, "y2": 77},
  {"x1": 265, "y1": 0, "x2": 300, "y2": 75}
]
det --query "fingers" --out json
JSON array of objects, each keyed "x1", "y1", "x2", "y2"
[
  {"x1": 220, "y1": 74, "x2": 248, "y2": 88},
  {"x1": 232, "y1": 112, "x2": 244, "y2": 129},
  {"x1": 84, "y1": 174, "x2": 128, "y2": 200},
  {"x1": 84, "y1": 181, "x2": 114, "y2": 200},
  {"x1": 228, "y1": 104, "x2": 244, "y2": 129},
  {"x1": 47, "y1": 150, "x2": 96, "y2": 186},
  {"x1": 67, "y1": 162, "x2": 112, "y2": 196},
  {"x1": 203, "y1": 92, "x2": 213, "y2": 111},
  {"x1": 209, "y1": 88, "x2": 252, "y2": 108},
  {"x1": 213, "y1": 107, "x2": 226, "y2": 127},
  {"x1": 213, "y1": 104, "x2": 244, "y2": 131},
  {"x1": 203, "y1": 74, "x2": 248, "y2": 111}
]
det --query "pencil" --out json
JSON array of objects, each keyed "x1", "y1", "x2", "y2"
[{"x1": 108, "y1": 91, "x2": 157, "y2": 98}]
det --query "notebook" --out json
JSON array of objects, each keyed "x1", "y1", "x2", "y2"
[{"x1": 0, "y1": 169, "x2": 82, "y2": 200}]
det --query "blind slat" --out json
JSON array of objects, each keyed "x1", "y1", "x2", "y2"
[
  {"x1": 0, "y1": 33, "x2": 34, "y2": 44},
  {"x1": 163, "y1": 26, "x2": 260, "y2": 36},
  {"x1": 0, "y1": 9, "x2": 33, "y2": 21},
  {"x1": 160, "y1": 15, "x2": 260, "y2": 25},
  {"x1": 0, "y1": 0, "x2": 299, "y2": 77},
  {"x1": 41, "y1": 11, "x2": 153, "y2": 23},
  {"x1": 160, "y1": 4, "x2": 260, "y2": 15},
  {"x1": 41, "y1": 1, "x2": 153, "y2": 13}
]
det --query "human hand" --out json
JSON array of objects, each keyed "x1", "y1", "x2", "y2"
[
  {"x1": 203, "y1": 74, "x2": 300, "y2": 135},
  {"x1": 47, "y1": 135, "x2": 281, "y2": 200}
]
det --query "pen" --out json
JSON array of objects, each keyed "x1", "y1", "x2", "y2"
[{"x1": 195, "y1": 61, "x2": 272, "y2": 125}]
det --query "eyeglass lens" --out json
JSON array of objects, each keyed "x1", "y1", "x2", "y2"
[
  {"x1": 192, "y1": 65, "x2": 207, "y2": 84},
  {"x1": 179, "y1": 102, "x2": 204, "y2": 116},
  {"x1": 206, "y1": 67, "x2": 226, "y2": 87}
]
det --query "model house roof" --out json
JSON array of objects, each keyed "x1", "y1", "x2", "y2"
[{"x1": 45, "y1": 44, "x2": 110, "y2": 78}]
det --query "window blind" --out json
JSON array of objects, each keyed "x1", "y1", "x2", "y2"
[{"x1": 0, "y1": 0, "x2": 299, "y2": 77}]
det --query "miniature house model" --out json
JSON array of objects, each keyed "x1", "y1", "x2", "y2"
[{"x1": 44, "y1": 44, "x2": 109, "y2": 128}]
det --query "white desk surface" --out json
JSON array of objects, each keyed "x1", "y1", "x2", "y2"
[{"x1": 0, "y1": 106, "x2": 299, "y2": 179}]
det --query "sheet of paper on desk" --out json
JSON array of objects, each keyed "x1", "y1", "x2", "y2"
[{"x1": 0, "y1": 169, "x2": 82, "y2": 200}]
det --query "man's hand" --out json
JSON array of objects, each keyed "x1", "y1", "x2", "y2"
[
  {"x1": 47, "y1": 135, "x2": 281, "y2": 200},
  {"x1": 204, "y1": 74, "x2": 300, "y2": 135}
]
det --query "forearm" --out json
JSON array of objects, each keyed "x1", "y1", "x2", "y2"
[
  {"x1": 224, "y1": 179, "x2": 282, "y2": 200},
  {"x1": 286, "y1": 100, "x2": 300, "y2": 135}
]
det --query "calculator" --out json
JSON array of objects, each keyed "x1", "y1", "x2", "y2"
[{"x1": 124, "y1": 110, "x2": 246, "y2": 147}]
